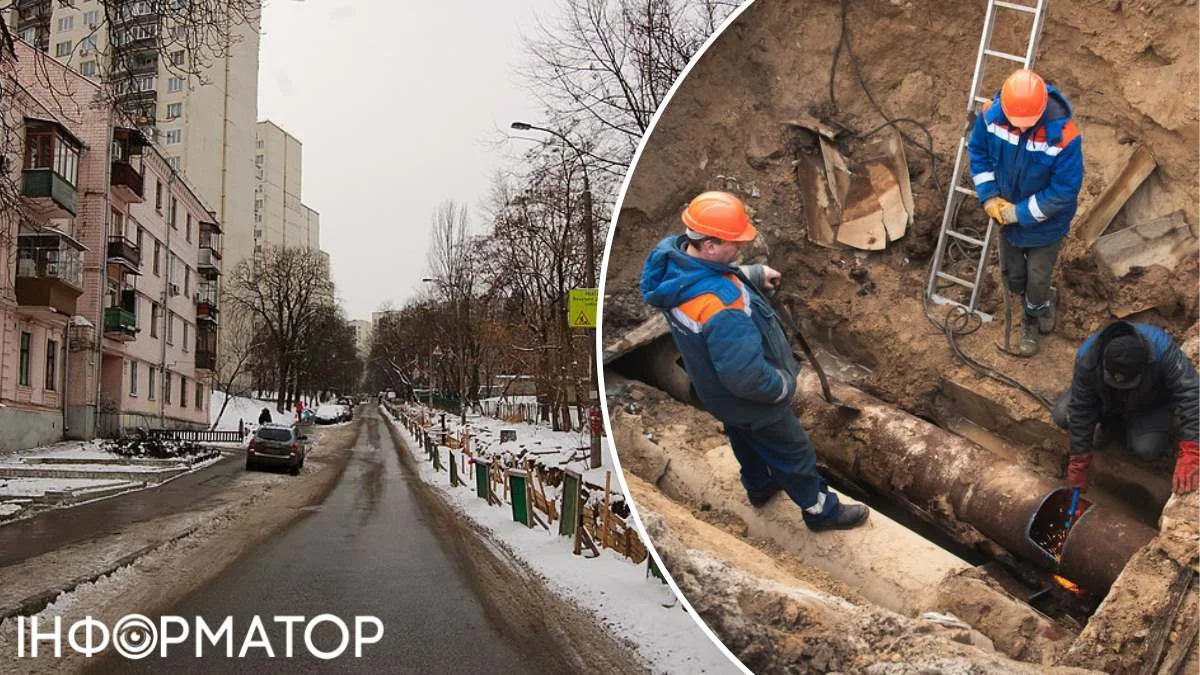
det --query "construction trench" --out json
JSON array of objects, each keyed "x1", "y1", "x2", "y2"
[{"x1": 599, "y1": 0, "x2": 1199, "y2": 672}]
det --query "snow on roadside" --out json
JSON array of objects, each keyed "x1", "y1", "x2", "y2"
[
  {"x1": 209, "y1": 390, "x2": 292, "y2": 430},
  {"x1": 381, "y1": 405, "x2": 734, "y2": 674}
]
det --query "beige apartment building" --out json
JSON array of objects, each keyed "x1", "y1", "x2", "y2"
[
  {"x1": 252, "y1": 120, "x2": 321, "y2": 270},
  {"x1": 0, "y1": 39, "x2": 217, "y2": 450}
]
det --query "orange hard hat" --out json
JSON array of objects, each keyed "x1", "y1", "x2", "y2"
[
  {"x1": 1000, "y1": 69, "x2": 1048, "y2": 129},
  {"x1": 681, "y1": 191, "x2": 756, "y2": 242}
]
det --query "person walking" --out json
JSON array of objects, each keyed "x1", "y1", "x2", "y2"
[
  {"x1": 969, "y1": 68, "x2": 1084, "y2": 356},
  {"x1": 258, "y1": 407, "x2": 272, "y2": 426},
  {"x1": 640, "y1": 191, "x2": 869, "y2": 531}
]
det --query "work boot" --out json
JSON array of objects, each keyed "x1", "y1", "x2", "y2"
[
  {"x1": 1018, "y1": 320, "x2": 1040, "y2": 357},
  {"x1": 1038, "y1": 287, "x2": 1058, "y2": 334},
  {"x1": 803, "y1": 492, "x2": 870, "y2": 532}
]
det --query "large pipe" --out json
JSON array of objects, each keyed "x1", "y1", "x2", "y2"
[{"x1": 790, "y1": 370, "x2": 1156, "y2": 591}]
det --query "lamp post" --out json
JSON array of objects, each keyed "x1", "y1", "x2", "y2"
[
  {"x1": 510, "y1": 121, "x2": 601, "y2": 469},
  {"x1": 423, "y1": 277, "x2": 467, "y2": 425}
]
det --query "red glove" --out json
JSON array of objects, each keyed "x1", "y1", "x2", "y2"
[
  {"x1": 1172, "y1": 441, "x2": 1199, "y2": 494},
  {"x1": 1067, "y1": 452, "x2": 1093, "y2": 492}
]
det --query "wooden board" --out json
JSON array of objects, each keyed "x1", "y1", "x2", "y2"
[
  {"x1": 1077, "y1": 146, "x2": 1157, "y2": 247},
  {"x1": 781, "y1": 112, "x2": 845, "y2": 141},
  {"x1": 794, "y1": 151, "x2": 838, "y2": 248},
  {"x1": 559, "y1": 470, "x2": 582, "y2": 537},
  {"x1": 837, "y1": 211, "x2": 888, "y2": 250},
  {"x1": 602, "y1": 313, "x2": 669, "y2": 365},
  {"x1": 1093, "y1": 211, "x2": 1196, "y2": 278},
  {"x1": 508, "y1": 469, "x2": 531, "y2": 527},
  {"x1": 884, "y1": 127, "x2": 915, "y2": 226},
  {"x1": 866, "y1": 162, "x2": 908, "y2": 242}
]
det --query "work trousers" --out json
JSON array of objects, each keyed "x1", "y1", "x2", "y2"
[
  {"x1": 1000, "y1": 237, "x2": 1062, "y2": 319},
  {"x1": 1051, "y1": 390, "x2": 1174, "y2": 460},
  {"x1": 725, "y1": 413, "x2": 827, "y2": 510}
]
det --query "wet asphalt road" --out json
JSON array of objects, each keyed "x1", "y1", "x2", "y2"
[{"x1": 115, "y1": 406, "x2": 529, "y2": 673}]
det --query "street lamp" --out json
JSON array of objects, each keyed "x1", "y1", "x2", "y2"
[
  {"x1": 422, "y1": 277, "x2": 468, "y2": 425},
  {"x1": 510, "y1": 121, "x2": 601, "y2": 469}
]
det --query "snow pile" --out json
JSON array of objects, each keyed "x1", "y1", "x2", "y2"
[
  {"x1": 381, "y1": 404, "x2": 730, "y2": 673},
  {"x1": 209, "y1": 390, "x2": 292, "y2": 430}
]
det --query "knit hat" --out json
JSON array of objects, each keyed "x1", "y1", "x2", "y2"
[{"x1": 1102, "y1": 335, "x2": 1147, "y2": 389}]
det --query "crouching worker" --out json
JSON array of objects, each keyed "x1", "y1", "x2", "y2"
[
  {"x1": 640, "y1": 191, "x2": 869, "y2": 531},
  {"x1": 1053, "y1": 320, "x2": 1199, "y2": 495}
]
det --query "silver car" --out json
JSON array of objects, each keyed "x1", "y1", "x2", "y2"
[{"x1": 247, "y1": 423, "x2": 307, "y2": 475}]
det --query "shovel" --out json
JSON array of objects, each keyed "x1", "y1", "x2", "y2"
[{"x1": 774, "y1": 297, "x2": 861, "y2": 415}]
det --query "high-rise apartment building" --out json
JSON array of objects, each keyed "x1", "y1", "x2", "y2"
[{"x1": 250, "y1": 120, "x2": 321, "y2": 272}]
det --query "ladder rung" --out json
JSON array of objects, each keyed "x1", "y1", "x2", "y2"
[
  {"x1": 936, "y1": 271, "x2": 977, "y2": 290},
  {"x1": 947, "y1": 230, "x2": 985, "y2": 247},
  {"x1": 974, "y1": 95, "x2": 991, "y2": 106},
  {"x1": 984, "y1": 48, "x2": 1026, "y2": 64},
  {"x1": 954, "y1": 185, "x2": 977, "y2": 197},
  {"x1": 993, "y1": 1, "x2": 1038, "y2": 14}
]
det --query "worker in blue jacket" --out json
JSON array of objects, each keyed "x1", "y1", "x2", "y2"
[
  {"x1": 969, "y1": 68, "x2": 1084, "y2": 357},
  {"x1": 640, "y1": 191, "x2": 869, "y2": 531}
]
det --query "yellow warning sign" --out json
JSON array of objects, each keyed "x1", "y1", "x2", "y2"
[{"x1": 568, "y1": 288, "x2": 598, "y2": 329}]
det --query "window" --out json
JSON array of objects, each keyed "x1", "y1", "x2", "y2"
[
  {"x1": 150, "y1": 303, "x2": 160, "y2": 338},
  {"x1": 180, "y1": 377, "x2": 187, "y2": 408},
  {"x1": 154, "y1": 241, "x2": 161, "y2": 275},
  {"x1": 136, "y1": 227, "x2": 144, "y2": 253},
  {"x1": 167, "y1": 157, "x2": 181, "y2": 171},
  {"x1": 186, "y1": 214, "x2": 192, "y2": 242},
  {"x1": 168, "y1": 254, "x2": 178, "y2": 287},
  {"x1": 254, "y1": 198, "x2": 263, "y2": 212},
  {"x1": 171, "y1": 198, "x2": 178, "y2": 228},
  {"x1": 170, "y1": 50, "x2": 185, "y2": 66},
  {"x1": 155, "y1": 180, "x2": 163, "y2": 211},
  {"x1": 18, "y1": 332, "x2": 31, "y2": 387},
  {"x1": 130, "y1": 361, "x2": 139, "y2": 396},
  {"x1": 166, "y1": 311, "x2": 174, "y2": 344},
  {"x1": 81, "y1": 35, "x2": 98, "y2": 54},
  {"x1": 45, "y1": 340, "x2": 57, "y2": 391},
  {"x1": 79, "y1": 61, "x2": 97, "y2": 77},
  {"x1": 165, "y1": 129, "x2": 181, "y2": 145},
  {"x1": 18, "y1": 28, "x2": 35, "y2": 43},
  {"x1": 57, "y1": 16, "x2": 73, "y2": 32},
  {"x1": 184, "y1": 268, "x2": 190, "y2": 296},
  {"x1": 195, "y1": 382, "x2": 204, "y2": 410},
  {"x1": 182, "y1": 322, "x2": 189, "y2": 352},
  {"x1": 148, "y1": 367, "x2": 157, "y2": 401},
  {"x1": 165, "y1": 102, "x2": 182, "y2": 119},
  {"x1": 255, "y1": 154, "x2": 263, "y2": 167},
  {"x1": 164, "y1": 372, "x2": 172, "y2": 404},
  {"x1": 84, "y1": 10, "x2": 100, "y2": 28},
  {"x1": 24, "y1": 124, "x2": 80, "y2": 186},
  {"x1": 254, "y1": 212, "x2": 262, "y2": 224},
  {"x1": 55, "y1": 41, "x2": 72, "y2": 57},
  {"x1": 168, "y1": 77, "x2": 184, "y2": 92}
]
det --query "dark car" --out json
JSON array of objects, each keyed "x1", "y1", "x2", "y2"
[{"x1": 247, "y1": 424, "x2": 307, "y2": 475}]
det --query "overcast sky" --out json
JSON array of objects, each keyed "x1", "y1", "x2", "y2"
[{"x1": 257, "y1": 0, "x2": 544, "y2": 321}]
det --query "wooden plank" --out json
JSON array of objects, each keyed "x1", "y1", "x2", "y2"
[
  {"x1": 837, "y1": 211, "x2": 888, "y2": 250},
  {"x1": 795, "y1": 152, "x2": 839, "y2": 248},
  {"x1": 602, "y1": 313, "x2": 669, "y2": 365},
  {"x1": 1077, "y1": 146, "x2": 1157, "y2": 247},
  {"x1": 781, "y1": 112, "x2": 845, "y2": 141},
  {"x1": 1094, "y1": 211, "x2": 1196, "y2": 278},
  {"x1": 1140, "y1": 568, "x2": 1196, "y2": 675},
  {"x1": 867, "y1": 162, "x2": 908, "y2": 242}
]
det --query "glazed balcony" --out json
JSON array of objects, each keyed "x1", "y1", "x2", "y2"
[
  {"x1": 110, "y1": 160, "x2": 145, "y2": 202},
  {"x1": 195, "y1": 349, "x2": 217, "y2": 371},
  {"x1": 106, "y1": 235, "x2": 142, "y2": 273},
  {"x1": 198, "y1": 246, "x2": 222, "y2": 277},
  {"x1": 103, "y1": 306, "x2": 138, "y2": 341},
  {"x1": 15, "y1": 232, "x2": 85, "y2": 315},
  {"x1": 22, "y1": 168, "x2": 77, "y2": 217},
  {"x1": 196, "y1": 286, "x2": 219, "y2": 323}
]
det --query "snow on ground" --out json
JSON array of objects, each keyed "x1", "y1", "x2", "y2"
[
  {"x1": 0, "y1": 477, "x2": 129, "y2": 497},
  {"x1": 382, "y1": 404, "x2": 732, "y2": 674},
  {"x1": 210, "y1": 390, "x2": 293, "y2": 430}
]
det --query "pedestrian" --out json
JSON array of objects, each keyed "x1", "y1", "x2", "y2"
[
  {"x1": 1052, "y1": 320, "x2": 1199, "y2": 495},
  {"x1": 258, "y1": 407, "x2": 271, "y2": 425},
  {"x1": 968, "y1": 68, "x2": 1084, "y2": 356},
  {"x1": 640, "y1": 191, "x2": 869, "y2": 531},
  {"x1": 295, "y1": 400, "x2": 304, "y2": 423}
]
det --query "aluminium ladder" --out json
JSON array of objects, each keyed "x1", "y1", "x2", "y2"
[{"x1": 924, "y1": 0, "x2": 1049, "y2": 321}]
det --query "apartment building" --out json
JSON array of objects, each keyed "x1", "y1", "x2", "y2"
[
  {"x1": 349, "y1": 319, "x2": 372, "y2": 358},
  {"x1": 0, "y1": 39, "x2": 218, "y2": 449},
  {"x1": 252, "y1": 120, "x2": 322, "y2": 269}
]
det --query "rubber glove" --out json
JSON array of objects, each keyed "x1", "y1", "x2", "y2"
[
  {"x1": 983, "y1": 197, "x2": 1017, "y2": 225},
  {"x1": 1067, "y1": 452, "x2": 1092, "y2": 492},
  {"x1": 1172, "y1": 441, "x2": 1199, "y2": 494}
]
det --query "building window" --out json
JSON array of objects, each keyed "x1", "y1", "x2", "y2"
[
  {"x1": 167, "y1": 157, "x2": 181, "y2": 171},
  {"x1": 136, "y1": 227, "x2": 144, "y2": 253},
  {"x1": 255, "y1": 154, "x2": 264, "y2": 167},
  {"x1": 165, "y1": 129, "x2": 182, "y2": 145},
  {"x1": 186, "y1": 214, "x2": 192, "y2": 242},
  {"x1": 195, "y1": 382, "x2": 204, "y2": 410},
  {"x1": 18, "y1": 332, "x2": 31, "y2": 387},
  {"x1": 184, "y1": 268, "x2": 190, "y2": 296},
  {"x1": 166, "y1": 311, "x2": 174, "y2": 344},
  {"x1": 84, "y1": 10, "x2": 100, "y2": 28},
  {"x1": 45, "y1": 340, "x2": 57, "y2": 391},
  {"x1": 165, "y1": 102, "x2": 182, "y2": 119},
  {"x1": 130, "y1": 361, "x2": 139, "y2": 396},
  {"x1": 57, "y1": 16, "x2": 73, "y2": 31},
  {"x1": 24, "y1": 123, "x2": 80, "y2": 186},
  {"x1": 81, "y1": 35, "x2": 98, "y2": 54},
  {"x1": 150, "y1": 303, "x2": 160, "y2": 338},
  {"x1": 180, "y1": 377, "x2": 187, "y2": 408},
  {"x1": 182, "y1": 322, "x2": 189, "y2": 352},
  {"x1": 54, "y1": 41, "x2": 72, "y2": 57},
  {"x1": 80, "y1": 61, "x2": 97, "y2": 77},
  {"x1": 254, "y1": 212, "x2": 262, "y2": 224},
  {"x1": 254, "y1": 198, "x2": 263, "y2": 212},
  {"x1": 164, "y1": 372, "x2": 172, "y2": 404},
  {"x1": 148, "y1": 367, "x2": 157, "y2": 401},
  {"x1": 155, "y1": 180, "x2": 163, "y2": 211},
  {"x1": 170, "y1": 50, "x2": 185, "y2": 66},
  {"x1": 168, "y1": 76, "x2": 184, "y2": 92},
  {"x1": 171, "y1": 198, "x2": 178, "y2": 228},
  {"x1": 154, "y1": 241, "x2": 161, "y2": 275}
]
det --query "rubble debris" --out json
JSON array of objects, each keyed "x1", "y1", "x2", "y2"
[
  {"x1": 1076, "y1": 145, "x2": 1157, "y2": 247},
  {"x1": 1093, "y1": 211, "x2": 1197, "y2": 278}
]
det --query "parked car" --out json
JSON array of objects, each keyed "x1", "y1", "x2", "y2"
[
  {"x1": 314, "y1": 404, "x2": 346, "y2": 425},
  {"x1": 247, "y1": 424, "x2": 306, "y2": 475}
]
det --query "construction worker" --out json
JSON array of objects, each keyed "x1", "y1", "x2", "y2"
[
  {"x1": 1052, "y1": 321, "x2": 1199, "y2": 495},
  {"x1": 968, "y1": 68, "x2": 1084, "y2": 356},
  {"x1": 640, "y1": 191, "x2": 869, "y2": 531}
]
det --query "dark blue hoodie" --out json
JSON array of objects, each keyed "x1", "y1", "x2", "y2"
[
  {"x1": 640, "y1": 236, "x2": 799, "y2": 430},
  {"x1": 968, "y1": 84, "x2": 1084, "y2": 248}
]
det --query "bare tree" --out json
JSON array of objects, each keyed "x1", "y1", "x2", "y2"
[{"x1": 207, "y1": 307, "x2": 259, "y2": 430}]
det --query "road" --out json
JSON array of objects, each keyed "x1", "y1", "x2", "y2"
[{"x1": 114, "y1": 407, "x2": 533, "y2": 673}]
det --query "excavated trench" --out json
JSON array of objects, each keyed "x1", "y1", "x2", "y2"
[{"x1": 607, "y1": 324, "x2": 1162, "y2": 631}]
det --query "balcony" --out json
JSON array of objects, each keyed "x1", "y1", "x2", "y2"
[
  {"x1": 106, "y1": 235, "x2": 142, "y2": 273},
  {"x1": 195, "y1": 292, "x2": 219, "y2": 323},
  {"x1": 103, "y1": 306, "x2": 138, "y2": 341},
  {"x1": 198, "y1": 247, "x2": 222, "y2": 277},
  {"x1": 22, "y1": 168, "x2": 77, "y2": 217},
  {"x1": 110, "y1": 160, "x2": 145, "y2": 202},
  {"x1": 15, "y1": 232, "x2": 85, "y2": 315},
  {"x1": 195, "y1": 349, "x2": 217, "y2": 371}
]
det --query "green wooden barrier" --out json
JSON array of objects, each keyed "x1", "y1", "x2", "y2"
[
  {"x1": 648, "y1": 554, "x2": 666, "y2": 582},
  {"x1": 559, "y1": 470, "x2": 582, "y2": 537},
  {"x1": 432, "y1": 443, "x2": 443, "y2": 472},
  {"x1": 475, "y1": 460, "x2": 490, "y2": 501},
  {"x1": 509, "y1": 469, "x2": 531, "y2": 527}
]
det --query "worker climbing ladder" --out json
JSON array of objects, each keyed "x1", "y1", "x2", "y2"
[{"x1": 925, "y1": 0, "x2": 1049, "y2": 320}]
